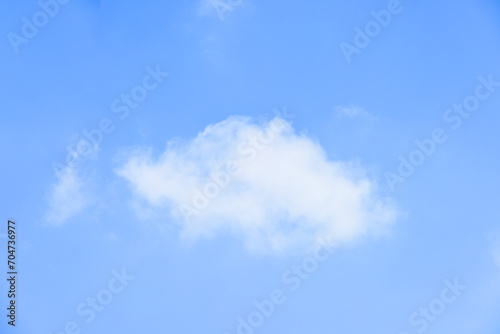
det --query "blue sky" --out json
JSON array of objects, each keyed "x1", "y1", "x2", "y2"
[{"x1": 1, "y1": 0, "x2": 500, "y2": 333}]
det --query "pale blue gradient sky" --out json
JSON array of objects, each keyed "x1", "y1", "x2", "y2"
[{"x1": 1, "y1": 0, "x2": 500, "y2": 333}]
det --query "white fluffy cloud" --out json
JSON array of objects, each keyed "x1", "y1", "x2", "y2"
[
  {"x1": 116, "y1": 115, "x2": 397, "y2": 253},
  {"x1": 44, "y1": 168, "x2": 88, "y2": 225}
]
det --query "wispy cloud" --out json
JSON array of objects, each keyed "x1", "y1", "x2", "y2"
[
  {"x1": 334, "y1": 105, "x2": 373, "y2": 119},
  {"x1": 44, "y1": 168, "x2": 88, "y2": 225},
  {"x1": 116, "y1": 115, "x2": 397, "y2": 254},
  {"x1": 196, "y1": 0, "x2": 217, "y2": 18},
  {"x1": 196, "y1": 0, "x2": 246, "y2": 21},
  {"x1": 485, "y1": 230, "x2": 500, "y2": 269},
  {"x1": 492, "y1": 233, "x2": 500, "y2": 269}
]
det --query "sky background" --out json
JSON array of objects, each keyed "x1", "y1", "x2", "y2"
[{"x1": 1, "y1": 0, "x2": 500, "y2": 333}]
